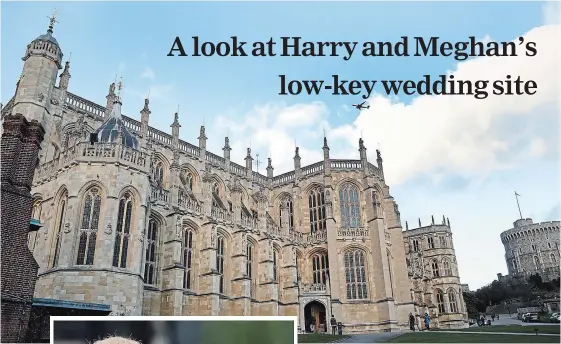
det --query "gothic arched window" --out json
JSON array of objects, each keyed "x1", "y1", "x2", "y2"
[
  {"x1": 76, "y1": 187, "x2": 102, "y2": 265},
  {"x1": 443, "y1": 259, "x2": 453, "y2": 276},
  {"x1": 144, "y1": 218, "x2": 159, "y2": 285},
  {"x1": 344, "y1": 249, "x2": 368, "y2": 300},
  {"x1": 431, "y1": 260, "x2": 440, "y2": 277},
  {"x1": 279, "y1": 196, "x2": 294, "y2": 232},
  {"x1": 312, "y1": 252, "x2": 329, "y2": 284},
  {"x1": 436, "y1": 289, "x2": 446, "y2": 313},
  {"x1": 183, "y1": 228, "x2": 195, "y2": 290},
  {"x1": 448, "y1": 289, "x2": 459, "y2": 313},
  {"x1": 309, "y1": 187, "x2": 326, "y2": 233},
  {"x1": 412, "y1": 240, "x2": 420, "y2": 252},
  {"x1": 113, "y1": 192, "x2": 134, "y2": 268},
  {"x1": 428, "y1": 237, "x2": 435, "y2": 249},
  {"x1": 154, "y1": 161, "x2": 164, "y2": 184},
  {"x1": 51, "y1": 191, "x2": 67, "y2": 268},
  {"x1": 247, "y1": 242, "x2": 255, "y2": 297},
  {"x1": 339, "y1": 184, "x2": 361, "y2": 228},
  {"x1": 217, "y1": 236, "x2": 226, "y2": 293}
]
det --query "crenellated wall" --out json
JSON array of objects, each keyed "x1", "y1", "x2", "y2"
[{"x1": 500, "y1": 218, "x2": 560, "y2": 282}]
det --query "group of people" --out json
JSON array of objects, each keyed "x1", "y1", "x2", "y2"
[{"x1": 408, "y1": 312, "x2": 431, "y2": 331}]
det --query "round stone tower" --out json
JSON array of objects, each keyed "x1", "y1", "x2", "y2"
[{"x1": 500, "y1": 218, "x2": 560, "y2": 281}]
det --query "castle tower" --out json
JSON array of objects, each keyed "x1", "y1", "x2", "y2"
[{"x1": 11, "y1": 13, "x2": 63, "y2": 146}]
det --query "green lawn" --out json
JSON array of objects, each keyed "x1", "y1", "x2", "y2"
[
  {"x1": 447, "y1": 325, "x2": 560, "y2": 334},
  {"x1": 388, "y1": 332, "x2": 560, "y2": 343},
  {"x1": 201, "y1": 321, "x2": 295, "y2": 344},
  {"x1": 298, "y1": 333, "x2": 350, "y2": 343}
]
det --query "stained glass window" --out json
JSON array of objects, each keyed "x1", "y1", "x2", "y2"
[
  {"x1": 448, "y1": 289, "x2": 458, "y2": 313},
  {"x1": 339, "y1": 184, "x2": 361, "y2": 228},
  {"x1": 144, "y1": 218, "x2": 158, "y2": 285},
  {"x1": 51, "y1": 192, "x2": 67, "y2": 268},
  {"x1": 112, "y1": 193, "x2": 133, "y2": 268},
  {"x1": 443, "y1": 259, "x2": 452, "y2": 276},
  {"x1": 183, "y1": 228, "x2": 195, "y2": 289},
  {"x1": 344, "y1": 249, "x2": 368, "y2": 300},
  {"x1": 309, "y1": 188, "x2": 326, "y2": 233},
  {"x1": 428, "y1": 237, "x2": 435, "y2": 249},
  {"x1": 312, "y1": 253, "x2": 329, "y2": 284},
  {"x1": 436, "y1": 289, "x2": 446, "y2": 313},
  {"x1": 217, "y1": 236, "x2": 225, "y2": 293},
  {"x1": 76, "y1": 187, "x2": 102, "y2": 265},
  {"x1": 431, "y1": 260, "x2": 440, "y2": 277}
]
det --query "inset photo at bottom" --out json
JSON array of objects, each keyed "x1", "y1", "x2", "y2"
[{"x1": 51, "y1": 316, "x2": 297, "y2": 344}]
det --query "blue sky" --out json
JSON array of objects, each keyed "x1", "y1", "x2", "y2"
[{"x1": 2, "y1": 1, "x2": 560, "y2": 290}]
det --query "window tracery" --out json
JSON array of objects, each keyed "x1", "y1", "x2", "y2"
[
  {"x1": 113, "y1": 192, "x2": 134, "y2": 268},
  {"x1": 144, "y1": 218, "x2": 159, "y2": 285},
  {"x1": 309, "y1": 187, "x2": 326, "y2": 233},
  {"x1": 344, "y1": 249, "x2": 368, "y2": 300},
  {"x1": 339, "y1": 184, "x2": 361, "y2": 228},
  {"x1": 76, "y1": 187, "x2": 102, "y2": 265}
]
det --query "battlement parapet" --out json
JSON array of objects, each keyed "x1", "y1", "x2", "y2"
[
  {"x1": 402, "y1": 215, "x2": 453, "y2": 237},
  {"x1": 500, "y1": 219, "x2": 560, "y2": 243},
  {"x1": 18, "y1": 91, "x2": 386, "y2": 188}
]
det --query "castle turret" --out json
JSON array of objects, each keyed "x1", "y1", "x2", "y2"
[{"x1": 12, "y1": 13, "x2": 63, "y2": 126}]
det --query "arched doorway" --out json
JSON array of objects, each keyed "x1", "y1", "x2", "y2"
[{"x1": 304, "y1": 301, "x2": 327, "y2": 333}]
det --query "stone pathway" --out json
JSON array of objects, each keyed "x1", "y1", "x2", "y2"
[{"x1": 436, "y1": 330, "x2": 560, "y2": 336}]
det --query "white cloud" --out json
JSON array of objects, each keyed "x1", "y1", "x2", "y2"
[
  {"x1": 140, "y1": 67, "x2": 156, "y2": 81},
  {"x1": 336, "y1": 24, "x2": 560, "y2": 186},
  {"x1": 543, "y1": 1, "x2": 561, "y2": 25},
  {"x1": 215, "y1": 24, "x2": 560, "y2": 193}
]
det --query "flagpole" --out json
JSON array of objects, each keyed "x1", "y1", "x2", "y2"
[{"x1": 514, "y1": 191, "x2": 523, "y2": 219}]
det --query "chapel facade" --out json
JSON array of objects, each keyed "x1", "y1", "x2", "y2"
[{"x1": 1, "y1": 19, "x2": 469, "y2": 337}]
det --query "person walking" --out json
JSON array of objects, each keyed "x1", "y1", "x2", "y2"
[
  {"x1": 330, "y1": 315, "x2": 337, "y2": 335},
  {"x1": 424, "y1": 313, "x2": 431, "y2": 330},
  {"x1": 408, "y1": 313, "x2": 415, "y2": 331}
]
